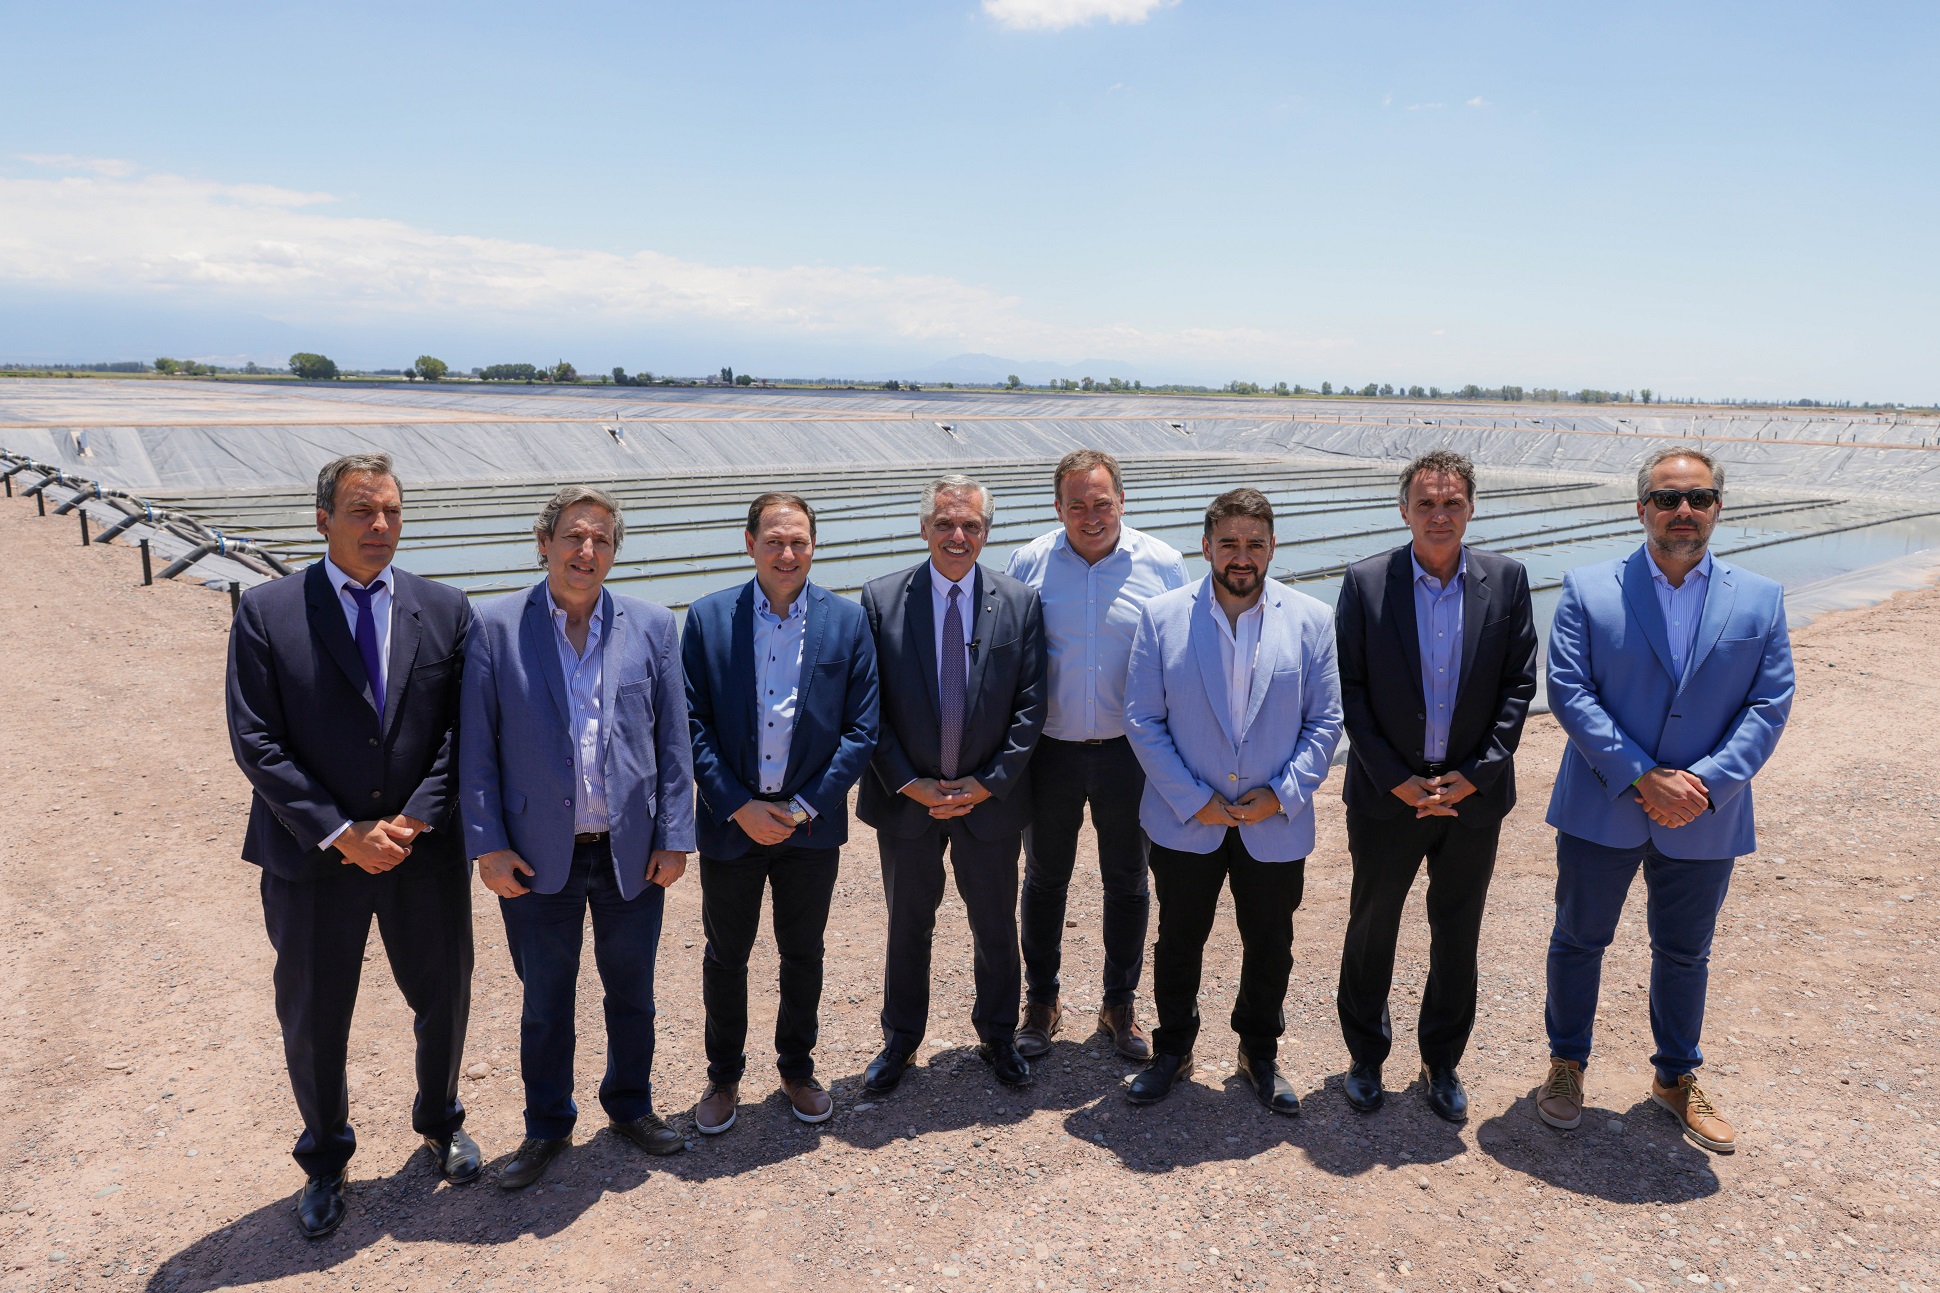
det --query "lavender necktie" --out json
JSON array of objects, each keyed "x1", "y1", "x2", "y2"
[
  {"x1": 939, "y1": 583, "x2": 966, "y2": 780},
  {"x1": 346, "y1": 581, "x2": 386, "y2": 716}
]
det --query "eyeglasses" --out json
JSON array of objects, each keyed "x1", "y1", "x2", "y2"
[{"x1": 1642, "y1": 488, "x2": 1721, "y2": 511}]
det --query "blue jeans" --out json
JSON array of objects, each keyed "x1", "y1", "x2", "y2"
[
  {"x1": 498, "y1": 840, "x2": 664, "y2": 1140},
  {"x1": 1544, "y1": 831, "x2": 1734, "y2": 1083}
]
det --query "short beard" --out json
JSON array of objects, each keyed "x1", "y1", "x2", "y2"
[
  {"x1": 1648, "y1": 529, "x2": 1710, "y2": 561},
  {"x1": 1212, "y1": 565, "x2": 1262, "y2": 598}
]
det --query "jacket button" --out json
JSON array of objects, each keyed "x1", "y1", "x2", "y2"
[
  {"x1": 563, "y1": 798, "x2": 572, "y2": 807},
  {"x1": 370, "y1": 790, "x2": 381, "y2": 800},
  {"x1": 1228, "y1": 773, "x2": 1238, "y2": 781},
  {"x1": 368, "y1": 737, "x2": 379, "y2": 747}
]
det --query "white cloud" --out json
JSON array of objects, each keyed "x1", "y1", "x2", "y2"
[
  {"x1": 0, "y1": 158, "x2": 1342, "y2": 367},
  {"x1": 982, "y1": 0, "x2": 1176, "y2": 33},
  {"x1": 1405, "y1": 102, "x2": 1446, "y2": 112},
  {"x1": 1465, "y1": 96, "x2": 1489, "y2": 108},
  {"x1": 14, "y1": 153, "x2": 142, "y2": 178}
]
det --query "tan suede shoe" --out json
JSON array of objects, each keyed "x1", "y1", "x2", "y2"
[
  {"x1": 1651, "y1": 1073, "x2": 1735, "y2": 1153},
  {"x1": 1536, "y1": 1056, "x2": 1584, "y2": 1130},
  {"x1": 694, "y1": 1080, "x2": 738, "y2": 1135},
  {"x1": 781, "y1": 1075, "x2": 833, "y2": 1124}
]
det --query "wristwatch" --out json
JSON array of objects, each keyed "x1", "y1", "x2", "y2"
[{"x1": 788, "y1": 798, "x2": 811, "y2": 827}]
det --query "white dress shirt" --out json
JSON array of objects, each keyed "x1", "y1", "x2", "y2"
[
  {"x1": 929, "y1": 562, "x2": 976, "y2": 687},
  {"x1": 752, "y1": 582, "x2": 816, "y2": 819},
  {"x1": 318, "y1": 556, "x2": 395, "y2": 852},
  {"x1": 1206, "y1": 592, "x2": 1266, "y2": 740},
  {"x1": 547, "y1": 586, "x2": 610, "y2": 838},
  {"x1": 1648, "y1": 548, "x2": 1713, "y2": 683},
  {"x1": 1006, "y1": 524, "x2": 1190, "y2": 741}
]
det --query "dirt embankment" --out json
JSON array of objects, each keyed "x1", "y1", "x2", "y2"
[{"x1": 0, "y1": 493, "x2": 1934, "y2": 1293}]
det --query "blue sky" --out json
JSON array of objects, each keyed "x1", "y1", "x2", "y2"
[{"x1": 2, "y1": 1, "x2": 1934, "y2": 400}]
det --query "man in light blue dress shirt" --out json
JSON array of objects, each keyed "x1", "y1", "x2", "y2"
[{"x1": 1005, "y1": 449, "x2": 1189, "y2": 1061}]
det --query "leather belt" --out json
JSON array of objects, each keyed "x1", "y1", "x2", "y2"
[
  {"x1": 1420, "y1": 761, "x2": 1451, "y2": 778},
  {"x1": 574, "y1": 831, "x2": 609, "y2": 845}
]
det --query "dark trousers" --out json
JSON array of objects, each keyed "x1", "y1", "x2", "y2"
[
  {"x1": 1021, "y1": 736, "x2": 1152, "y2": 1008},
  {"x1": 877, "y1": 818, "x2": 1022, "y2": 1051},
  {"x1": 1545, "y1": 831, "x2": 1734, "y2": 1083},
  {"x1": 1149, "y1": 830, "x2": 1304, "y2": 1061},
  {"x1": 498, "y1": 840, "x2": 665, "y2": 1140},
  {"x1": 260, "y1": 858, "x2": 472, "y2": 1179},
  {"x1": 1336, "y1": 810, "x2": 1500, "y2": 1071},
  {"x1": 700, "y1": 842, "x2": 841, "y2": 1085}
]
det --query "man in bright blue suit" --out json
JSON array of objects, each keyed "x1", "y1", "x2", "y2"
[
  {"x1": 1535, "y1": 448, "x2": 1794, "y2": 1156},
  {"x1": 460, "y1": 485, "x2": 696, "y2": 1189},
  {"x1": 681, "y1": 492, "x2": 879, "y2": 1135},
  {"x1": 1123, "y1": 488, "x2": 1343, "y2": 1114}
]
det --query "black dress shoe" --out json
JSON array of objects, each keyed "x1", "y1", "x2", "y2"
[
  {"x1": 498, "y1": 1137, "x2": 569, "y2": 1191},
  {"x1": 977, "y1": 1038, "x2": 1033, "y2": 1088},
  {"x1": 424, "y1": 1128, "x2": 483, "y2": 1183},
  {"x1": 863, "y1": 1047, "x2": 915, "y2": 1096},
  {"x1": 1127, "y1": 1052, "x2": 1193, "y2": 1105},
  {"x1": 612, "y1": 1112, "x2": 685, "y2": 1156},
  {"x1": 1343, "y1": 1061, "x2": 1385, "y2": 1114},
  {"x1": 1236, "y1": 1050, "x2": 1300, "y2": 1116},
  {"x1": 294, "y1": 1171, "x2": 346, "y2": 1239},
  {"x1": 1421, "y1": 1062, "x2": 1469, "y2": 1123}
]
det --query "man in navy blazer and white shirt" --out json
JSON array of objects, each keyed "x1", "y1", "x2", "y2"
[
  {"x1": 681, "y1": 492, "x2": 879, "y2": 1135},
  {"x1": 460, "y1": 485, "x2": 696, "y2": 1189},
  {"x1": 226, "y1": 452, "x2": 479, "y2": 1238},
  {"x1": 1123, "y1": 488, "x2": 1343, "y2": 1114}
]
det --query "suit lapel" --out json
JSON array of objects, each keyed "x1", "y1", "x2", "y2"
[
  {"x1": 1189, "y1": 578, "x2": 1238, "y2": 747},
  {"x1": 1620, "y1": 547, "x2": 1679, "y2": 682},
  {"x1": 1680, "y1": 562, "x2": 1736, "y2": 692},
  {"x1": 1387, "y1": 547, "x2": 1425, "y2": 707},
  {"x1": 1238, "y1": 584, "x2": 1281, "y2": 738},
  {"x1": 519, "y1": 583, "x2": 572, "y2": 728},
  {"x1": 305, "y1": 562, "x2": 380, "y2": 716},
  {"x1": 781, "y1": 583, "x2": 827, "y2": 786},
  {"x1": 909, "y1": 563, "x2": 942, "y2": 723},
  {"x1": 731, "y1": 581, "x2": 759, "y2": 773},
  {"x1": 596, "y1": 591, "x2": 622, "y2": 757},
  {"x1": 1455, "y1": 554, "x2": 1488, "y2": 699},
  {"x1": 380, "y1": 574, "x2": 424, "y2": 741},
  {"x1": 964, "y1": 566, "x2": 1000, "y2": 713}
]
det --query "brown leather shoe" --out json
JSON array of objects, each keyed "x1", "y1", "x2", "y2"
[
  {"x1": 1098, "y1": 1003, "x2": 1151, "y2": 1061},
  {"x1": 694, "y1": 1080, "x2": 738, "y2": 1135},
  {"x1": 1536, "y1": 1056, "x2": 1584, "y2": 1130},
  {"x1": 780, "y1": 1075, "x2": 833, "y2": 1124},
  {"x1": 1015, "y1": 1000, "x2": 1060, "y2": 1058},
  {"x1": 1651, "y1": 1073, "x2": 1735, "y2": 1153}
]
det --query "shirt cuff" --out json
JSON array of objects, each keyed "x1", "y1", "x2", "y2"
[
  {"x1": 792, "y1": 795, "x2": 819, "y2": 821},
  {"x1": 897, "y1": 779, "x2": 919, "y2": 795},
  {"x1": 319, "y1": 820, "x2": 352, "y2": 853}
]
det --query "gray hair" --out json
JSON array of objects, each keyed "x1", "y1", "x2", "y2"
[
  {"x1": 1636, "y1": 446, "x2": 1724, "y2": 499},
  {"x1": 533, "y1": 485, "x2": 626, "y2": 567},
  {"x1": 920, "y1": 474, "x2": 994, "y2": 527},
  {"x1": 316, "y1": 452, "x2": 400, "y2": 513},
  {"x1": 1397, "y1": 449, "x2": 1477, "y2": 505}
]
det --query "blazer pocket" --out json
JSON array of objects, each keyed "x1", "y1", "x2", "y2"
[
  {"x1": 617, "y1": 679, "x2": 655, "y2": 697},
  {"x1": 506, "y1": 790, "x2": 527, "y2": 814},
  {"x1": 415, "y1": 653, "x2": 457, "y2": 673},
  {"x1": 815, "y1": 655, "x2": 851, "y2": 672},
  {"x1": 1710, "y1": 635, "x2": 1762, "y2": 652}
]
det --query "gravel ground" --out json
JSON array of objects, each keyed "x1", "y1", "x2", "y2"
[{"x1": 0, "y1": 492, "x2": 1934, "y2": 1293}]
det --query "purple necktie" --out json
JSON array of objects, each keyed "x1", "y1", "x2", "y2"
[
  {"x1": 346, "y1": 580, "x2": 386, "y2": 716},
  {"x1": 939, "y1": 584, "x2": 966, "y2": 779}
]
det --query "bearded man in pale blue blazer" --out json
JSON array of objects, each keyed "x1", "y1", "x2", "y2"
[
  {"x1": 1535, "y1": 447, "x2": 1794, "y2": 1157},
  {"x1": 1123, "y1": 488, "x2": 1343, "y2": 1115}
]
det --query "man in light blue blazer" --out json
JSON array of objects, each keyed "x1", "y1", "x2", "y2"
[
  {"x1": 1536, "y1": 448, "x2": 1794, "y2": 1156},
  {"x1": 1123, "y1": 488, "x2": 1343, "y2": 1114},
  {"x1": 460, "y1": 485, "x2": 697, "y2": 1189}
]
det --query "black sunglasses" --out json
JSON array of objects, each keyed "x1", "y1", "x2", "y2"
[{"x1": 1642, "y1": 488, "x2": 1722, "y2": 511}]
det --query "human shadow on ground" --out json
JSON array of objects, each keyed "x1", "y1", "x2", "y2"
[
  {"x1": 1472, "y1": 1091, "x2": 1721, "y2": 1204},
  {"x1": 1065, "y1": 1062, "x2": 1468, "y2": 1177},
  {"x1": 144, "y1": 1129, "x2": 667, "y2": 1292}
]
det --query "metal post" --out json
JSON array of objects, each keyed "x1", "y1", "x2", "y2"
[
  {"x1": 79, "y1": 510, "x2": 90, "y2": 545},
  {"x1": 3, "y1": 475, "x2": 10, "y2": 497},
  {"x1": 139, "y1": 539, "x2": 153, "y2": 586},
  {"x1": 229, "y1": 581, "x2": 241, "y2": 616},
  {"x1": 36, "y1": 489, "x2": 45, "y2": 516}
]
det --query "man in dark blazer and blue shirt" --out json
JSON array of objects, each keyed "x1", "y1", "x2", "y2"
[
  {"x1": 1333, "y1": 450, "x2": 1538, "y2": 1123},
  {"x1": 857, "y1": 474, "x2": 1048, "y2": 1093},
  {"x1": 460, "y1": 485, "x2": 696, "y2": 1189},
  {"x1": 681, "y1": 492, "x2": 879, "y2": 1135},
  {"x1": 226, "y1": 452, "x2": 480, "y2": 1238}
]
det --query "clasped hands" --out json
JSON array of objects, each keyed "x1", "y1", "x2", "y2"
[
  {"x1": 1633, "y1": 766, "x2": 1710, "y2": 827},
  {"x1": 1194, "y1": 785, "x2": 1281, "y2": 827},
  {"x1": 335, "y1": 814, "x2": 428, "y2": 874},
  {"x1": 1390, "y1": 771, "x2": 1478, "y2": 819},
  {"x1": 732, "y1": 797, "x2": 801, "y2": 847},
  {"x1": 476, "y1": 847, "x2": 687, "y2": 897},
  {"x1": 903, "y1": 776, "x2": 991, "y2": 819}
]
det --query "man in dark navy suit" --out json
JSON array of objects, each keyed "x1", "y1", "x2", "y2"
[
  {"x1": 226, "y1": 452, "x2": 479, "y2": 1239},
  {"x1": 857, "y1": 474, "x2": 1047, "y2": 1094},
  {"x1": 681, "y1": 492, "x2": 879, "y2": 1135}
]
